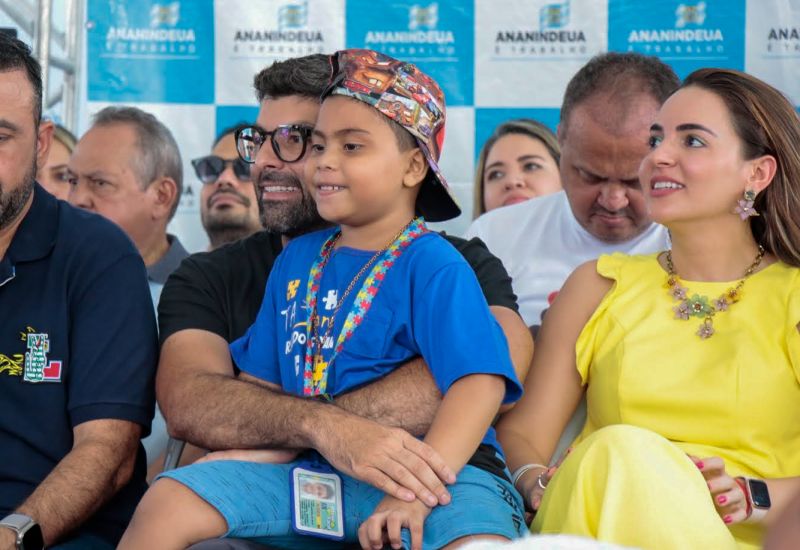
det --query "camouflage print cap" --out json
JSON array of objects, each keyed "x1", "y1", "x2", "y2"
[{"x1": 323, "y1": 48, "x2": 461, "y2": 222}]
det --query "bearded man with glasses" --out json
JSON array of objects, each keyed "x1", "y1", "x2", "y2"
[
  {"x1": 193, "y1": 124, "x2": 262, "y2": 250},
  {"x1": 155, "y1": 53, "x2": 533, "y2": 550}
]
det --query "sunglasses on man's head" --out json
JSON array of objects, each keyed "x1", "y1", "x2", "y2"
[
  {"x1": 235, "y1": 124, "x2": 313, "y2": 164},
  {"x1": 191, "y1": 155, "x2": 251, "y2": 185}
]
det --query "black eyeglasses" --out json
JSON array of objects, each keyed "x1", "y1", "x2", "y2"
[
  {"x1": 235, "y1": 124, "x2": 313, "y2": 164},
  {"x1": 191, "y1": 155, "x2": 251, "y2": 185}
]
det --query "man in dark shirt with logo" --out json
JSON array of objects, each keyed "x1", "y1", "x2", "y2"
[
  {"x1": 156, "y1": 53, "x2": 532, "y2": 548},
  {"x1": 0, "y1": 36, "x2": 158, "y2": 549}
]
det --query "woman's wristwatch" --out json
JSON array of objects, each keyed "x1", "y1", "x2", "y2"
[{"x1": 736, "y1": 477, "x2": 771, "y2": 523}]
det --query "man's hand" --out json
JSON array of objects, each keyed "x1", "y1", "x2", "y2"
[
  {"x1": 358, "y1": 495, "x2": 432, "y2": 550},
  {"x1": 314, "y1": 410, "x2": 455, "y2": 507}
]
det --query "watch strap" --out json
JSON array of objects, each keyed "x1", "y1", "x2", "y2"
[
  {"x1": 736, "y1": 476, "x2": 769, "y2": 523},
  {"x1": 0, "y1": 513, "x2": 34, "y2": 532},
  {"x1": 0, "y1": 513, "x2": 43, "y2": 550}
]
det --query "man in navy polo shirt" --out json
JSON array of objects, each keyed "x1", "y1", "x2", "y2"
[{"x1": 0, "y1": 35, "x2": 157, "y2": 549}]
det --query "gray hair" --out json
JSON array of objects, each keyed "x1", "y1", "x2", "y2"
[{"x1": 91, "y1": 106, "x2": 183, "y2": 219}]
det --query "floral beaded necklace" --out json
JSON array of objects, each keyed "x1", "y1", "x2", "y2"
[
  {"x1": 665, "y1": 245, "x2": 765, "y2": 339},
  {"x1": 302, "y1": 217, "x2": 427, "y2": 397}
]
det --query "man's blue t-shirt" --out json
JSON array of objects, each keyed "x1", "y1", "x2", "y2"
[{"x1": 230, "y1": 227, "x2": 522, "y2": 452}]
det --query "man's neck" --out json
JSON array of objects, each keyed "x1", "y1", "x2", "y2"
[
  {"x1": 0, "y1": 193, "x2": 34, "y2": 261},
  {"x1": 140, "y1": 233, "x2": 171, "y2": 267},
  {"x1": 207, "y1": 227, "x2": 255, "y2": 251}
]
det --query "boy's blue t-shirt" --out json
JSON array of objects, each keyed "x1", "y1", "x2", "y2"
[{"x1": 230, "y1": 227, "x2": 522, "y2": 452}]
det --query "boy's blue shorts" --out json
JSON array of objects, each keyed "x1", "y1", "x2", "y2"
[{"x1": 158, "y1": 457, "x2": 527, "y2": 549}]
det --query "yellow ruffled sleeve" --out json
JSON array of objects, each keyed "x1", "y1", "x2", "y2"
[
  {"x1": 575, "y1": 253, "x2": 625, "y2": 385},
  {"x1": 787, "y1": 272, "x2": 800, "y2": 384}
]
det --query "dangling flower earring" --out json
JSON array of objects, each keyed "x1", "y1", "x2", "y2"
[{"x1": 734, "y1": 189, "x2": 759, "y2": 221}]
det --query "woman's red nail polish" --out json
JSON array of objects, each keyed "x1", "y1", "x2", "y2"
[
  {"x1": 723, "y1": 515, "x2": 732, "y2": 524},
  {"x1": 696, "y1": 461, "x2": 704, "y2": 469},
  {"x1": 718, "y1": 495, "x2": 727, "y2": 505}
]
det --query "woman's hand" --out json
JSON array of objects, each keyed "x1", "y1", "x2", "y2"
[
  {"x1": 526, "y1": 466, "x2": 557, "y2": 511},
  {"x1": 691, "y1": 455, "x2": 749, "y2": 525},
  {"x1": 520, "y1": 447, "x2": 571, "y2": 511}
]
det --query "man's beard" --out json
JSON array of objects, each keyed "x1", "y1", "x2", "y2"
[
  {"x1": 202, "y1": 210, "x2": 259, "y2": 249},
  {"x1": 256, "y1": 169, "x2": 325, "y2": 237},
  {"x1": 0, "y1": 159, "x2": 36, "y2": 232},
  {"x1": 201, "y1": 188, "x2": 260, "y2": 248}
]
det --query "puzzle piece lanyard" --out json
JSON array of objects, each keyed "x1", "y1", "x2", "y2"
[{"x1": 302, "y1": 217, "x2": 427, "y2": 397}]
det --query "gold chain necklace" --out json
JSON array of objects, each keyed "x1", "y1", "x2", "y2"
[
  {"x1": 665, "y1": 246, "x2": 765, "y2": 339},
  {"x1": 309, "y1": 219, "x2": 416, "y2": 362}
]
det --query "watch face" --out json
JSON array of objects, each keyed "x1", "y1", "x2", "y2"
[
  {"x1": 748, "y1": 478, "x2": 772, "y2": 508},
  {"x1": 21, "y1": 524, "x2": 44, "y2": 550}
]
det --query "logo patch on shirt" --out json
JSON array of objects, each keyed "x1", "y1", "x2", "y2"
[
  {"x1": 287, "y1": 279, "x2": 301, "y2": 300},
  {"x1": 1, "y1": 327, "x2": 63, "y2": 382},
  {"x1": 23, "y1": 330, "x2": 62, "y2": 383}
]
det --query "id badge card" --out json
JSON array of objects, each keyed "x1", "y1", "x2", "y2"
[{"x1": 290, "y1": 462, "x2": 345, "y2": 540}]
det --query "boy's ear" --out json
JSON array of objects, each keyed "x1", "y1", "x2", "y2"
[{"x1": 402, "y1": 149, "x2": 428, "y2": 189}]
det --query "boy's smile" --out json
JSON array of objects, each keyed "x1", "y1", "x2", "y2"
[{"x1": 314, "y1": 183, "x2": 348, "y2": 196}]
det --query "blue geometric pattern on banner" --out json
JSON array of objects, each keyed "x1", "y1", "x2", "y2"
[
  {"x1": 608, "y1": 0, "x2": 745, "y2": 78},
  {"x1": 87, "y1": 0, "x2": 215, "y2": 103},
  {"x1": 215, "y1": 105, "x2": 260, "y2": 138},
  {"x1": 345, "y1": 0, "x2": 474, "y2": 106},
  {"x1": 474, "y1": 107, "x2": 561, "y2": 159}
]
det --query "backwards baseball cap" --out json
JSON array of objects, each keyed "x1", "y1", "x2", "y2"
[{"x1": 323, "y1": 49, "x2": 461, "y2": 222}]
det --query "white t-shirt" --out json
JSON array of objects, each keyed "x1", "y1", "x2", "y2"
[{"x1": 465, "y1": 191, "x2": 670, "y2": 326}]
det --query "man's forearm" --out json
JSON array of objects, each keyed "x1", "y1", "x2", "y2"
[
  {"x1": 334, "y1": 357, "x2": 441, "y2": 436},
  {"x1": 15, "y1": 420, "x2": 139, "y2": 546},
  {"x1": 157, "y1": 331, "x2": 453, "y2": 506},
  {"x1": 165, "y1": 367, "x2": 358, "y2": 450},
  {"x1": 160, "y1": 331, "x2": 329, "y2": 451},
  {"x1": 160, "y1": 330, "x2": 440, "y2": 449}
]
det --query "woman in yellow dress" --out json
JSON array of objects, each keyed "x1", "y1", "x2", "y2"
[{"x1": 496, "y1": 68, "x2": 800, "y2": 550}]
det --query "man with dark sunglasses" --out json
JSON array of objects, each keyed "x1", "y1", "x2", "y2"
[
  {"x1": 194, "y1": 125, "x2": 262, "y2": 250},
  {"x1": 156, "y1": 53, "x2": 533, "y2": 549}
]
